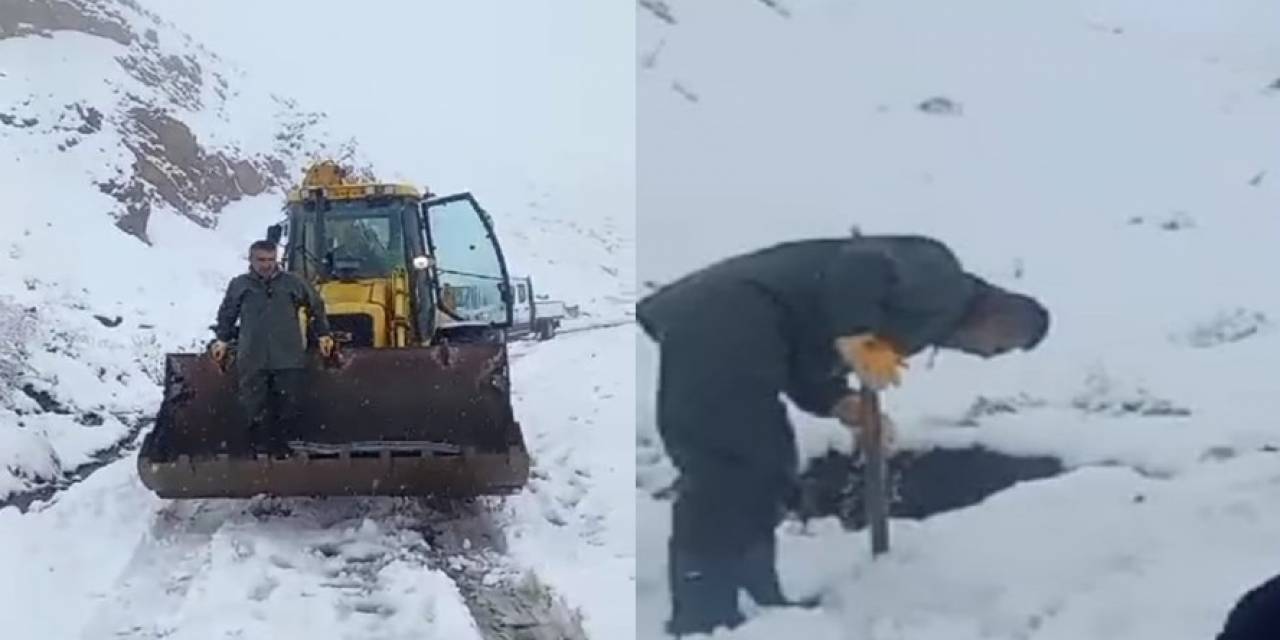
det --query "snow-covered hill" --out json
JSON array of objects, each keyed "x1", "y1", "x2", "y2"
[
  {"x1": 2, "y1": 324, "x2": 635, "y2": 640},
  {"x1": 0, "y1": 0, "x2": 354, "y2": 498},
  {"x1": 637, "y1": 1, "x2": 1280, "y2": 638},
  {"x1": 0, "y1": 0, "x2": 635, "y2": 499},
  {"x1": 2, "y1": 0, "x2": 634, "y2": 637},
  {"x1": 143, "y1": 0, "x2": 638, "y2": 323}
]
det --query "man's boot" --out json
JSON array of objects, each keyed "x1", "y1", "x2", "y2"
[
  {"x1": 740, "y1": 536, "x2": 821, "y2": 609},
  {"x1": 665, "y1": 540, "x2": 745, "y2": 637},
  {"x1": 263, "y1": 427, "x2": 292, "y2": 457},
  {"x1": 245, "y1": 419, "x2": 271, "y2": 455},
  {"x1": 262, "y1": 413, "x2": 292, "y2": 457}
]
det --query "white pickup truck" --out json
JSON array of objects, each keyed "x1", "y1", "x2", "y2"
[{"x1": 510, "y1": 275, "x2": 565, "y2": 341}]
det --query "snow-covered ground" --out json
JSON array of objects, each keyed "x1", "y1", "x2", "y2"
[
  {"x1": 506, "y1": 326, "x2": 637, "y2": 640},
  {"x1": 638, "y1": 0, "x2": 1280, "y2": 637},
  {"x1": 0, "y1": 0, "x2": 354, "y2": 497},
  {"x1": 0, "y1": 0, "x2": 635, "y2": 498},
  {"x1": 1, "y1": 324, "x2": 634, "y2": 639},
  {"x1": 2, "y1": 1, "x2": 634, "y2": 638}
]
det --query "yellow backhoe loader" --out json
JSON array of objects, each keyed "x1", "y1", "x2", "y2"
[{"x1": 136, "y1": 162, "x2": 529, "y2": 498}]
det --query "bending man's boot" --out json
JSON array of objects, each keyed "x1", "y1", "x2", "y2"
[
  {"x1": 740, "y1": 536, "x2": 821, "y2": 609},
  {"x1": 666, "y1": 540, "x2": 745, "y2": 636}
]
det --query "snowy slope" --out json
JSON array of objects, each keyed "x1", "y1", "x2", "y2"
[
  {"x1": 2, "y1": 1, "x2": 634, "y2": 637},
  {"x1": 0, "y1": 0, "x2": 355, "y2": 498},
  {"x1": 1, "y1": 325, "x2": 634, "y2": 640},
  {"x1": 497, "y1": 187, "x2": 636, "y2": 327},
  {"x1": 638, "y1": 0, "x2": 1280, "y2": 637},
  {"x1": 0, "y1": 0, "x2": 634, "y2": 499},
  {"x1": 141, "y1": 0, "x2": 638, "y2": 323},
  {"x1": 505, "y1": 326, "x2": 637, "y2": 639}
]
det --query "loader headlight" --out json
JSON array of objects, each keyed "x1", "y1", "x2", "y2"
[{"x1": 412, "y1": 255, "x2": 432, "y2": 270}]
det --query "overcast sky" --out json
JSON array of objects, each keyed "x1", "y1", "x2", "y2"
[{"x1": 145, "y1": 0, "x2": 634, "y2": 227}]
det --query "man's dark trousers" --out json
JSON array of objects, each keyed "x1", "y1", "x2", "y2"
[
  {"x1": 654, "y1": 290, "x2": 798, "y2": 636},
  {"x1": 237, "y1": 367, "x2": 304, "y2": 450}
]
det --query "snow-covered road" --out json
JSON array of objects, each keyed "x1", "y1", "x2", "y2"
[{"x1": 0, "y1": 324, "x2": 634, "y2": 640}]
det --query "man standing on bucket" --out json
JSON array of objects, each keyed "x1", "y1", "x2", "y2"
[
  {"x1": 210, "y1": 239, "x2": 334, "y2": 455},
  {"x1": 637, "y1": 233, "x2": 1050, "y2": 636}
]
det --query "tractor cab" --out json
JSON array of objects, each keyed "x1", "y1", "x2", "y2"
[{"x1": 270, "y1": 170, "x2": 514, "y2": 348}]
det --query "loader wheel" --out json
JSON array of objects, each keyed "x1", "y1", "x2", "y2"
[{"x1": 537, "y1": 320, "x2": 556, "y2": 341}]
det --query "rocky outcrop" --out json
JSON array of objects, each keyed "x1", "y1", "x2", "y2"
[
  {"x1": 102, "y1": 107, "x2": 285, "y2": 240},
  {"x1": 0, "y1": 0, "x2": 348, "y2": 243},
  {"x1": 0, "y1": 0, "x2": 135, "y2": 46}
]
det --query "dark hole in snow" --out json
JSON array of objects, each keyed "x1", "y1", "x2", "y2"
[
  {"x1": 20, "y1": 384, "x2": 71, "y2": 414},
  {"x1": 0, "y1": 113, "x2": 38, "y2": 128},
  {"x1": 353, "y1": 601, "x2": 396, "y2": 617},
  {"x1": 1070, "y1": 392, "x2": 1192, "y2": 417},
  {"x1": 918, "y1": 96, "x2": 962, "y2": 116},
  {"x1": 793, "y1": 446, "x2": 1064, "y2": 529},
  {"x1": 79, "y1": 411, "x2": 104, "y2": 426},
  {"x1": 1129, "y1": 211, "x2": 1195, "y2": 231},
  {"x1": 313, "y1": 542, "x2": 342, "y2": 558},
  {"x1": 757, "y1": 0, "x2": 792, "y2": 19},
  {"x1": 93, "y1": 314, "x2": 123, "y2": 328},
  {"x1": 1268, "y1": 78, "x2": 1280, "y2": 91},
  {"x1": 672, "y1": 81, "x2": 700, "y2": 103},
  {"x1": 1159, "y1": 214, "x2": 1193, "y2": 231},
  {"x1": 74, "y1": 105, "x2": 103, "y2": 134},
  {"x1": 1201, "y1": 446, "x2": 1236, "y2": 462},
  {"x1": 2, "y1": 416, "x2": 153, "y2": 513},
  {"x1": 958, "y1": 394, "x2": 1047, "y2": 425},
  {"x1": 1248, "y1": 171, "x2": 1265, "y2": 186}
]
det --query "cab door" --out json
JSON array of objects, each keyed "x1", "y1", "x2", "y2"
[
  {"x1": 420, "y1": 193, "x2": 513, "y2": 332},
  {"x1": 511, "y1": 277, "x2": 536, "y2": 333}
]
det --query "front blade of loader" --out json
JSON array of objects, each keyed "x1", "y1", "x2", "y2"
[{"x1": 137, "y1": 344, "x2": 529, "y2": 498}]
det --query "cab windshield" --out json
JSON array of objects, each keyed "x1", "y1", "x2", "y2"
[{"x1": 287, "y1": 199, "x2": 410, "y2": 280}]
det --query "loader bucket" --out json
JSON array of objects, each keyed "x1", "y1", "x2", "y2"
[{"x1": 137, "y1": 344, "x2": 529, "y2": 498}]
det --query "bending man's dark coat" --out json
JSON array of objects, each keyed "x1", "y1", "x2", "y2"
[
  {"x1": 1218, "y1": 572, "x2": 1280, "y2": 640},
  {"x1": 641, "y1": 235, "x2": 998, "y2": 633},
  {"x1": 638, "y1": 235, "x2": 985, "y2": 488}
]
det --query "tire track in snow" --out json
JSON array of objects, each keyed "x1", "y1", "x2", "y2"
[
  {"x1": 80, "y1": 500, "x2": 234, "y2": 639},
  {"x1": 78, "y1": 498, "x2": 467, "y2": 639},
  {"x1": 67, "y1": 324, "x2": 625, "y2": 638},
  {"x1": 79, "y1": 496, "x2": 590, "y2": 639},
  {"x1": 414, "y1": 496, "x2": 589, "y2": 640}
]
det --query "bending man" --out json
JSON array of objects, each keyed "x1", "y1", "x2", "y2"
[{"x1": 637, "y1": 234, "x2": 1050, "y2": 635}]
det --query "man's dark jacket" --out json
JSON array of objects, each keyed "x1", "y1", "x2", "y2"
[
  {"x1": 637, "y1": 235, "x2": 985, "y2": 416},
  {"x1": 214, "y1": 270, "x2": 331, "y2": 372}
]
